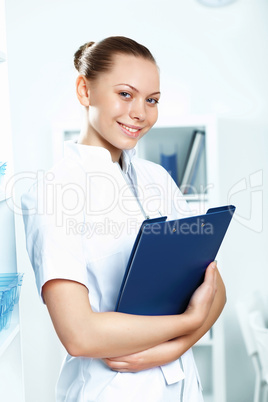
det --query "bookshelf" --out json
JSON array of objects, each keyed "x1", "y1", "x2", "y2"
[
  {"x1": 0, "y1": 0, "x2": 24, "y2": 400},
  {"x1": 137, "y1": 116, "x2": 226, "y2": 402},
  {"x1": 138, "y1": 126, "x2": 207, "y2": 199}
]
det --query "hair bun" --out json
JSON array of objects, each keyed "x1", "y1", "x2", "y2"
[
  {"x1": 73, "y1": 37, "x2": 155, "y2": 80},
  {"x1": 74, "y1": 41, "x2": 95, "y2": 72}
]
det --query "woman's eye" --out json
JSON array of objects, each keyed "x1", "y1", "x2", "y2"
[
  {"x1": 147, "y1": 98, "x2": 159, "y2": 105},
  {"x1": 119, "y1": 92, "x2": 131, "y2": 99}
]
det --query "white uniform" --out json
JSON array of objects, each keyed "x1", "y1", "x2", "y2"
[{"x1": 21, "y1": 141, "x2": 203, "y2": 402}]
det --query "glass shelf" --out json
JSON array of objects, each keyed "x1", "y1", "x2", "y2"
[
  {"x1": 0, "y1": 322, "x2": 19, "y2": 358},
  {"x1": 0, "y1": 287, "x2": 20, "y2": 358}
]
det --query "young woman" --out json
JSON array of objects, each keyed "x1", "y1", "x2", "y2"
[{"x1": 22, "y1": 36, "x2": 226, "y2": 402}]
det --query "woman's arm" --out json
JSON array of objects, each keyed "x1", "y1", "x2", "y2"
[
  {"x1": 43, "y1": 262, "x2": 217, "y2": 359},
  {"x1": 103, "y1": 267, "x2": 225, "y2": 371}
]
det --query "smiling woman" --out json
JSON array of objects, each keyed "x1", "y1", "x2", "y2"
[
  {"x1": 76, "y1": 49, "x2": 160, "y2": 162},
  {"x1": 21, "y1": 36, "x2": 226, "y2": 402}
]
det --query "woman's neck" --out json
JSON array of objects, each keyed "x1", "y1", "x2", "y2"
[{"x1": 77, "y1": 110, "x2": 122, "y2": 163}]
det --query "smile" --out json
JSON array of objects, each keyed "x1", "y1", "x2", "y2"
[
  {"x1": 121, "y1": 124, "x2": 139, "y2": 133},
  {"x1": 118, "y1": 122, "x2": 142, "y2": 138}
]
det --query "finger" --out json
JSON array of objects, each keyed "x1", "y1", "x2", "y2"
[
  {"x1": 105, "y1": 355, "x2": 130, "y2": 362},
  {"x1": 103, "y1": 358, "x2": 129, "y2": 370},
  {"x1": 205, "y1": 262, "x2": 218, "y2": 295},
  {"x1": 204, "y1": 262, "x2": 217, "y2": 282},
  {"x1": 208, "y1": 261, "x2": 217, "y2": 271}
]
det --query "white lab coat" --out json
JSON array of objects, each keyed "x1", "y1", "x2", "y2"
[{"x1": 21, "y1": 141, "x2": 203, "y2": 401}]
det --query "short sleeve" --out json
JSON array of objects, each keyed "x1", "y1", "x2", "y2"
[{"x1": 21, "y1": 179, "x2": 89, "y2": 302}]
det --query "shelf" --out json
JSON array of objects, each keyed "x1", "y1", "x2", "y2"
[
  {"x1": 0, "y1": 51, "x2": 6, "y2": 62},
  {"x1": 0, "y1": 323, "x2": 19, "y2": 357},
  {"x1": 184, "y1": 194, "x2": 208, "y2": 202},
  {"x1": 0, "y1": 302, "x2": 20, "y2": 359},
  {"x1": 138, "y1": 125, "x2": 207, "y2": 196}
]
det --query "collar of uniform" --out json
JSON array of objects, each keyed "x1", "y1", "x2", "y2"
[
  {"x1": 64, "y1": 141, "x2": 136, "y2": 174},
  {"x1": 121, "y1": 148, "x2": 136, "y2": 174},
  {"x1": 64, "y1": 141, "x2": 112, "y2": 164}
]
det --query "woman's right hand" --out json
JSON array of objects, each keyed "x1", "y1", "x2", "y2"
[{"x1": 184, "y1": 261, "x2": 218, "y2": 329}]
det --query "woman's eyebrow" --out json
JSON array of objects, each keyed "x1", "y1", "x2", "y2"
[{"x1": 114, "y1": 83, "x2": 161, "y2": 97}]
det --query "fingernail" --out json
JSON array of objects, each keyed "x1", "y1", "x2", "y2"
[{"x1": 211, "y1": 262, "x2": 217, "y2": 269}]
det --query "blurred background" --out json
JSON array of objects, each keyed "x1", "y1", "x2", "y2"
[{"x1": 1, "y1": 0, "x2": 268, "y2": 401}]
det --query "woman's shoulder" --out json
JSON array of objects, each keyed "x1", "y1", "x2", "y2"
[
  {"x1": 50, "y1": 155, "x2": 85, "y2": 182},
  {"x1": 21, "y1": 156, "x2": 84, "y2": 207}
]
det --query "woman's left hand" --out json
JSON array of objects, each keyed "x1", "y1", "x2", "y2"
[
  {"x1": 104, "y1": 266, "x2": 226, "y2": 373},
  {"x1": 103, "y1": 344, "x2": 166, "y2": 372},
  {"x1": 103, "y1": 341, "x2": 174, "y2": 373}
]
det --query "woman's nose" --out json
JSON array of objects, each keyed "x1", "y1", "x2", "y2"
[{"x1": 129, "y1": 99, "x2": 146, "y2": 121}]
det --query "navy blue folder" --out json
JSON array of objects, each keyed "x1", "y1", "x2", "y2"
[{"x1": 115, "y1": 205, "x2": 235, "y2": 315}]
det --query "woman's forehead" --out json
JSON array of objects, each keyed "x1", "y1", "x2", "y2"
[{"x1": 99, "y1": 54, "x2": 160, "y2": 92}]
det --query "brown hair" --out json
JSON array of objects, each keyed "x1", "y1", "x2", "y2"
[{"x1": 74, "y1": 36, "x2": 156, "y2": 81}]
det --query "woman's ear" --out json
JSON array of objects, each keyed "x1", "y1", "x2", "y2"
[{"x1": 76, "y1": 75, "x2": 90, "y2": 106}]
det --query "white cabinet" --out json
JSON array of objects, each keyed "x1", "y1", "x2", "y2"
[
  {"x1": 137, "y1": 116, "x2": 226, "y2": 402},
  {"x1": 0, "y1": 0, "x2": 24, "y2": 400}
]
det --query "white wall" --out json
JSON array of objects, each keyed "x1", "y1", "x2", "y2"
[{"x1": 5, "y1": 0, "x2": 268, "y2": 401}]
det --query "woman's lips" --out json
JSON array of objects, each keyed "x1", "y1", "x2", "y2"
[{"x1": 118, "y1": 122, "x2": 142, "y2": 138}]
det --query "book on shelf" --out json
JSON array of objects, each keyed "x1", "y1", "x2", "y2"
[
  {"x1": 180, "y1": 130, "x2": 205, "y2": 194},
  {"x1": 160, "y1": 152, "x2": 178, "y2": 184}
]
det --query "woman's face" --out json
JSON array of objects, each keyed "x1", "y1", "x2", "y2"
[{"x1": 85, "y1": 54, "x2": 160, "y2": 162}]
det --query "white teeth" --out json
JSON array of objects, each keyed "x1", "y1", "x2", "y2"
[{"x1": 121, "y1": 124, "x2": 139, "y2": 133}]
